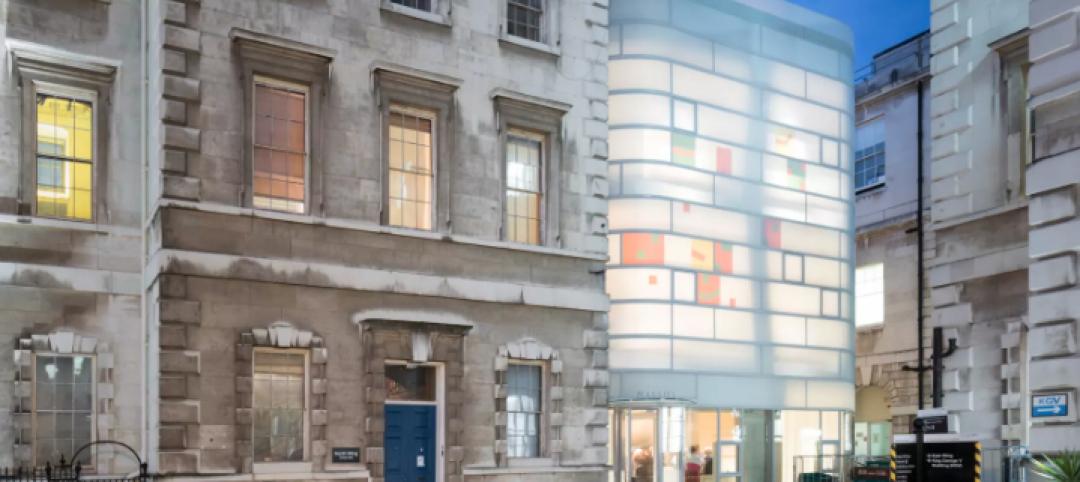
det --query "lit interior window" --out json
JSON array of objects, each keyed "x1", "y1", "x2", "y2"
[
  {"x1": 253, "y1": 81, "x2": 307, "y2": 214},
  {"x1": 388, "y1": 106, "x2": 435, "y2": 230},
  {"x1": 36, "y1": 94, "x2": 93, "y2": 221},
  {"x1": 855, "y1": 263, "x2": 884, "y2": 327}
]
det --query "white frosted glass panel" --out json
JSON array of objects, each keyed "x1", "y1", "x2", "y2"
[
  {"x1": 773, "y1": 347, "x2": 840, "y2": 377},
  {"x1": 806, "y1": 163, "x2": 840, "y2": 198},
  {"x1": 694, "y1": 138, "x2": 760, "y2": 180},
  {"x1": 784, "y1": 253, "x2": 803, "y2": 282},
  {"x1": 622, "y1": 24, "x2": 712, "y2": 70},
  {"x1": 672, "y1": 0, "x2": 759, "y2": 53},
  {"x1": 767, "y1": 282, "x2": 821, "y2": 316},
  {"x1": 673, "y1": 305, "x2": 714, "y2": 338},
  {"x1": 767, "y1": 126, "x2": 821, "y2": 163},
  {"x1": 610, "y1": 338, "x2": 672, "y2": 369},
  {"x1": 674, "y1": 271, "x2": 695, "y2": 302},
  {"x1": 762, "y1": 155, "x2": 794, "y2": 190},
  {"x1": 807, "y1": 195, "x2": 847, "y2": 229},
  {"x1": 609, "y1": 59, "x2": 672, "y2": 92},
  {"x1": 714, "y1": 43, "x2": 753, "y2": 81},
  {"x1": 715, "y1": 309, "x2": 755, "y2": 341},
  {"x1": 698, "y1": 106, "x2": 752, "y2": 145},
  {"x1": 609, "y1": 234, "x2": 621, "y2": 265},
  {"x1": 731, "y1": 244, "x2": 753, "y2": 275},
  {"x1": 804, "y1": 256, "x2": 841, "y2": 288},
  {"x1": 608, "y1": 268, "x2": 671, "y2": 300},
  {"x1": 776, "y1": 221, "x2": 841, "y2": 258},
  {"x1": 758, "y1": 58, "x2": 806, "y2": 97},
  {"x1": 609, "y1": 164, "x2": 622, "y2": 195},
  {"x1": 720, "y1": 276, "x2": 756, "y2": 309},
  {"x1": 673, "y1": 204, "x2": 754, "y2": 243},
  {"x1": 784, "y1": 380, "x2": 808, "y2": 407},
  {"x1": 714, "y1": 176, "x2": 748, "y2": 210},
  {"x1": 762, "y1": 27, "x2": 840, "y2": 79},
  {"x1": 821, "y1": 138, "x2": 839, "y2": 166},
  {"x1": 807, "y1": 72, "x2": 848, "y2": 110},
  {"x1": 807, "y1": 381, "x2": 855, "y2": 410},
  {"x1": 806, "y1": 318, "x2": 849, "y2": 349},
  {"x1": 674, "y1": 100, "x2": 695, "y2": 131},
  {"x1": 765, "y1": 93, "x2": 840, "y2": 138},
  {"x1": 673, "y1": 340, "x2": 758, "y2": 373},
  {"x1": 767, "y1": 250, "x2": 783, "y2": 279},
  {"x1": 770, "y1": 315, "x2": 807, "y2": 345},
  {"x1": 822, "y1": 290, "x2": 840, "y2": 317},
  {"x1": 839, "y1": 144, "x2": 851, "y2": 170},
  {"x1": 609, "y1": 199, "x2": 671, "y2": 230},
  {"x1": 610, "y1": 94, "x2": 671, "y2": 127},
  {"x1": 840, "y1": 172, "x2": 852, "y2": 201},
  {"x1": 610, "y1": 128, "x2": 671, "y2": 162},
  {"x1": 840, "y1": 112, "x2": 852, "y2": 141},
  {"x1": 673, "y1": 65, "x2": 757, "y2": 114},
  {"x1": 610, "y1": 303, "x2": 672, "y2": 335},
  {"x1": 762, "y1": 186, "x2": 806, "y2": 222},
  {"x1": 841, "y1": 292, "x2": 851, "y2": 319},
  {"x1": 623, "y1": 163, "x2": 714, "y2": 204}
]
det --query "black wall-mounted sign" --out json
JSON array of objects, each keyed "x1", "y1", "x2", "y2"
[
  {"x1": 894, "y1": 442, "x2": 979, "y2": 482},
  {"x1": 331, "y1": 447, "x2": 361, "y2": 464},
  {"x1": 916, "y1": 415, "x2": 949, "y2": 434}
]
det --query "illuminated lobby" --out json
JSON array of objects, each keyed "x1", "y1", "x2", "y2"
[{"x1": 605, "y1": 1, "x2": 857, "y2": 481}]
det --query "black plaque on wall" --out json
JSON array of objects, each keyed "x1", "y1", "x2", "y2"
[
  {"x1": 893, "y1": 442, "x2": 979, "y2": 482},
  {"x1": 331, "y1": 447, "x2": 361, "y2": 464}
]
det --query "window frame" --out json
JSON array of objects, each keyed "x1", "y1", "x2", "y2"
[
  {"x1": 375, "y1": 68, "x2": 458, "y2": 232},
  {"x1": 505, "y1": 359, "x2": 548, "y2": 460},
  {"x1": 494, "y1": 93, "x2": 567, "y2": 248},
  {"x1": 232, "y1": 28, "x2": 333, "y2": 218},
  {"x1": 380, "y1": 0, "x2": 451, "y2": 26},
  {"x1": 31, "y1": 353, "x2": 96, "y2": 468},
  {"x1": 251, "y1": 347, "x2": 311, "y2": 466},
  {"x1": 250, "y1": 76, "x2": 311, "y2": 215},
  {"x1": 854, "y1": 141, "x2": 886, "y2": 193},
  {"x1": 503, "y1": 127, "x2": 546, "y2": 245},
  {"x1": 499, "y1": 0, "x2": 561, "y2": 55},
  {"x1": 29, "y1": 83, "x2": 99, "y2": 222},
  {"x1": 386, "y1": 103, "x2": 438, "y2": 231}
]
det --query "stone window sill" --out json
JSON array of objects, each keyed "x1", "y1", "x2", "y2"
[
  {"x1": 252, "y1": 462, "x2": 313, "y2": 475},
  {"x1": 381, "y1": 2, "x2": 452, "y2": 28},
  {"x1": 499, "y1": 34, "x2": 561, "y2": 57}
]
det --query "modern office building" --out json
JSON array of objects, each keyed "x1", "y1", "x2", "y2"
[{"x1": 605, "y1": 1, "x2": 856, "y2": 481}]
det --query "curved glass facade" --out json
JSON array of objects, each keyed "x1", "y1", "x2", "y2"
[{"x1": 606, "y1": 1, "x2": 856, "y2": 480}]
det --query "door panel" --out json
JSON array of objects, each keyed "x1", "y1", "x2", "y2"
[{"x1": 385, "y1": 404, "x2": 437, "y2": 482}]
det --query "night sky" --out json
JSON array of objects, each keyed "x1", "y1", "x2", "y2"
[{"x1": 787, "y1": 0, "x2": 930, "y2": 72}]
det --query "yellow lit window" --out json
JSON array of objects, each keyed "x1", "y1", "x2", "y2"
[
  {"x1": 36, "y1": 94, "x2": 93, "y2": 221},
  {"x1": 388, "y1": 105, "x2": 434, "y2": 230},
  {"x1": 253, "y1": 79, "x2": 308, "y2": 214},
  {"x1": 505, "y1": 129, "x2": 543, "y2": 245}
]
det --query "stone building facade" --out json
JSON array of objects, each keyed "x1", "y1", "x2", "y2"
[
  {"x1": 1024, "y1": 0, "x2": 1080, "y2": 452},
  {"x1": 0, "y1": 0, "x2": 146, "y2": 475},
  {"x1": 852, "y1": 31, "x2": 931, "y2": 450},
  {"x1": 1, "y1": 0, "x2": 611, "y2": 480},
  {"x1": 928, "y1": 0, "x2": 1031, "y2": 447}
]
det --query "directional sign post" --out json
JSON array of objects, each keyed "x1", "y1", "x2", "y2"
[{"x1": 1031, "y1": 392, "x2": 1074, "y2": 422}]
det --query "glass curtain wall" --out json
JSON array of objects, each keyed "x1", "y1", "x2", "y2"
[{"x1": 606, "y1": 0, "x2": 855, "y2": 479}]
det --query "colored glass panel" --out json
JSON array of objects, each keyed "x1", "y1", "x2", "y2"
[
  {"x1": 690, "y1": 239, "x2": 713, "y2": 271},
  {"x1": 716, "y1": 146, "x2": 733, "y2": 174},
  {"x1": 672, "y1": 132, "x2": 696, "y2": 166},
  {"x1": 764, "y1": 218, "x2": 782, "y2": 249},
  {"x1": 787, "y1": 159, "x2": 806, "y2": 190},
  {"x1": 696, "y1": 273, "x2": 721, "y2": 305},
  {"x1": 716, "y1": 242, "x2": 734, "y2": 273},
  {"x1": 622, "y1": 233, "x2": 664, "y2": 265}
]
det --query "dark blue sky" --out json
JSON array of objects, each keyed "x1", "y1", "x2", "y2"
[{"x1": 788, "y1": 0, "x2": 929, "y2": 71}]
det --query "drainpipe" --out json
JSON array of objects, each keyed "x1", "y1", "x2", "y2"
[{"x1": 139, "y1": 0, "x2": 149, "y2": 471}]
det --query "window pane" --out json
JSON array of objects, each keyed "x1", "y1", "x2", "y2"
[
  {"x1": 505, "y1": 132, "x2": 543, "y2": 244},
  {"x1": 36, "y1": 94, "x2": 93, "y2": 221},
  {"x1": 34, "y1": 355, "x2": 93, "y2": 465},
  {"x1": 508, "y1": 0, "x2": 543, "y2": 42},
  {"x1": 629, "y1": 410, "x2": 657, "y2": 482},
  {"x1": 506, "y1": 364, "x2": 542, "y2": 458},
  {"x1": 384, "y1": 365, "x2": 436, "y2": 402},
  {"x1": 253, "y1": 351, "x2": 306, "y2": 463},
  {"x1": 253, "y1": 82, "x2": 307, "y2": 213},
  {"x1": 388, "y1": 106, "x2": 435, "y2": 230}
]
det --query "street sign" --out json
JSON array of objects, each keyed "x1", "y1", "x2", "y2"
[
  {"x1": 1032, "y1": 393, "x2": 1069, "y2": 418},
  {"x1": 331, "y1": 447, "x2": 361, "y2": 464},
  {"x1": 893, "y1": 441, "x2": 980, "y2": 482}
]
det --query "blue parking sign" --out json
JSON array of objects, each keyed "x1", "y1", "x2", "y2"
[{"x1": 1032, "y1": 394, "x2": 1069, "y2": 418}]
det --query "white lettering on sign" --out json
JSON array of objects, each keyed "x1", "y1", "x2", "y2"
[{"x1": 417, "y1": 455, "x2": 425, "y2": 468}]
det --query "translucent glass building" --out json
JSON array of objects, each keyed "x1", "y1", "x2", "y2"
[{"x1": 605, "y1": 1, "x2": 856, "y2": 481}]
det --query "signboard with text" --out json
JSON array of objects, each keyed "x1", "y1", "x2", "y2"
[
  {"x1": 1031, "y1": 392, "x2": 1074, "y2": 422},
  {"x1": 893, "y1": 441, "x2": 979, "y2": 482}
]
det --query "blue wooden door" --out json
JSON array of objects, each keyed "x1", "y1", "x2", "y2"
[{"x1": 385, "y1": 404, "x2": 437, "y2": 482}]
